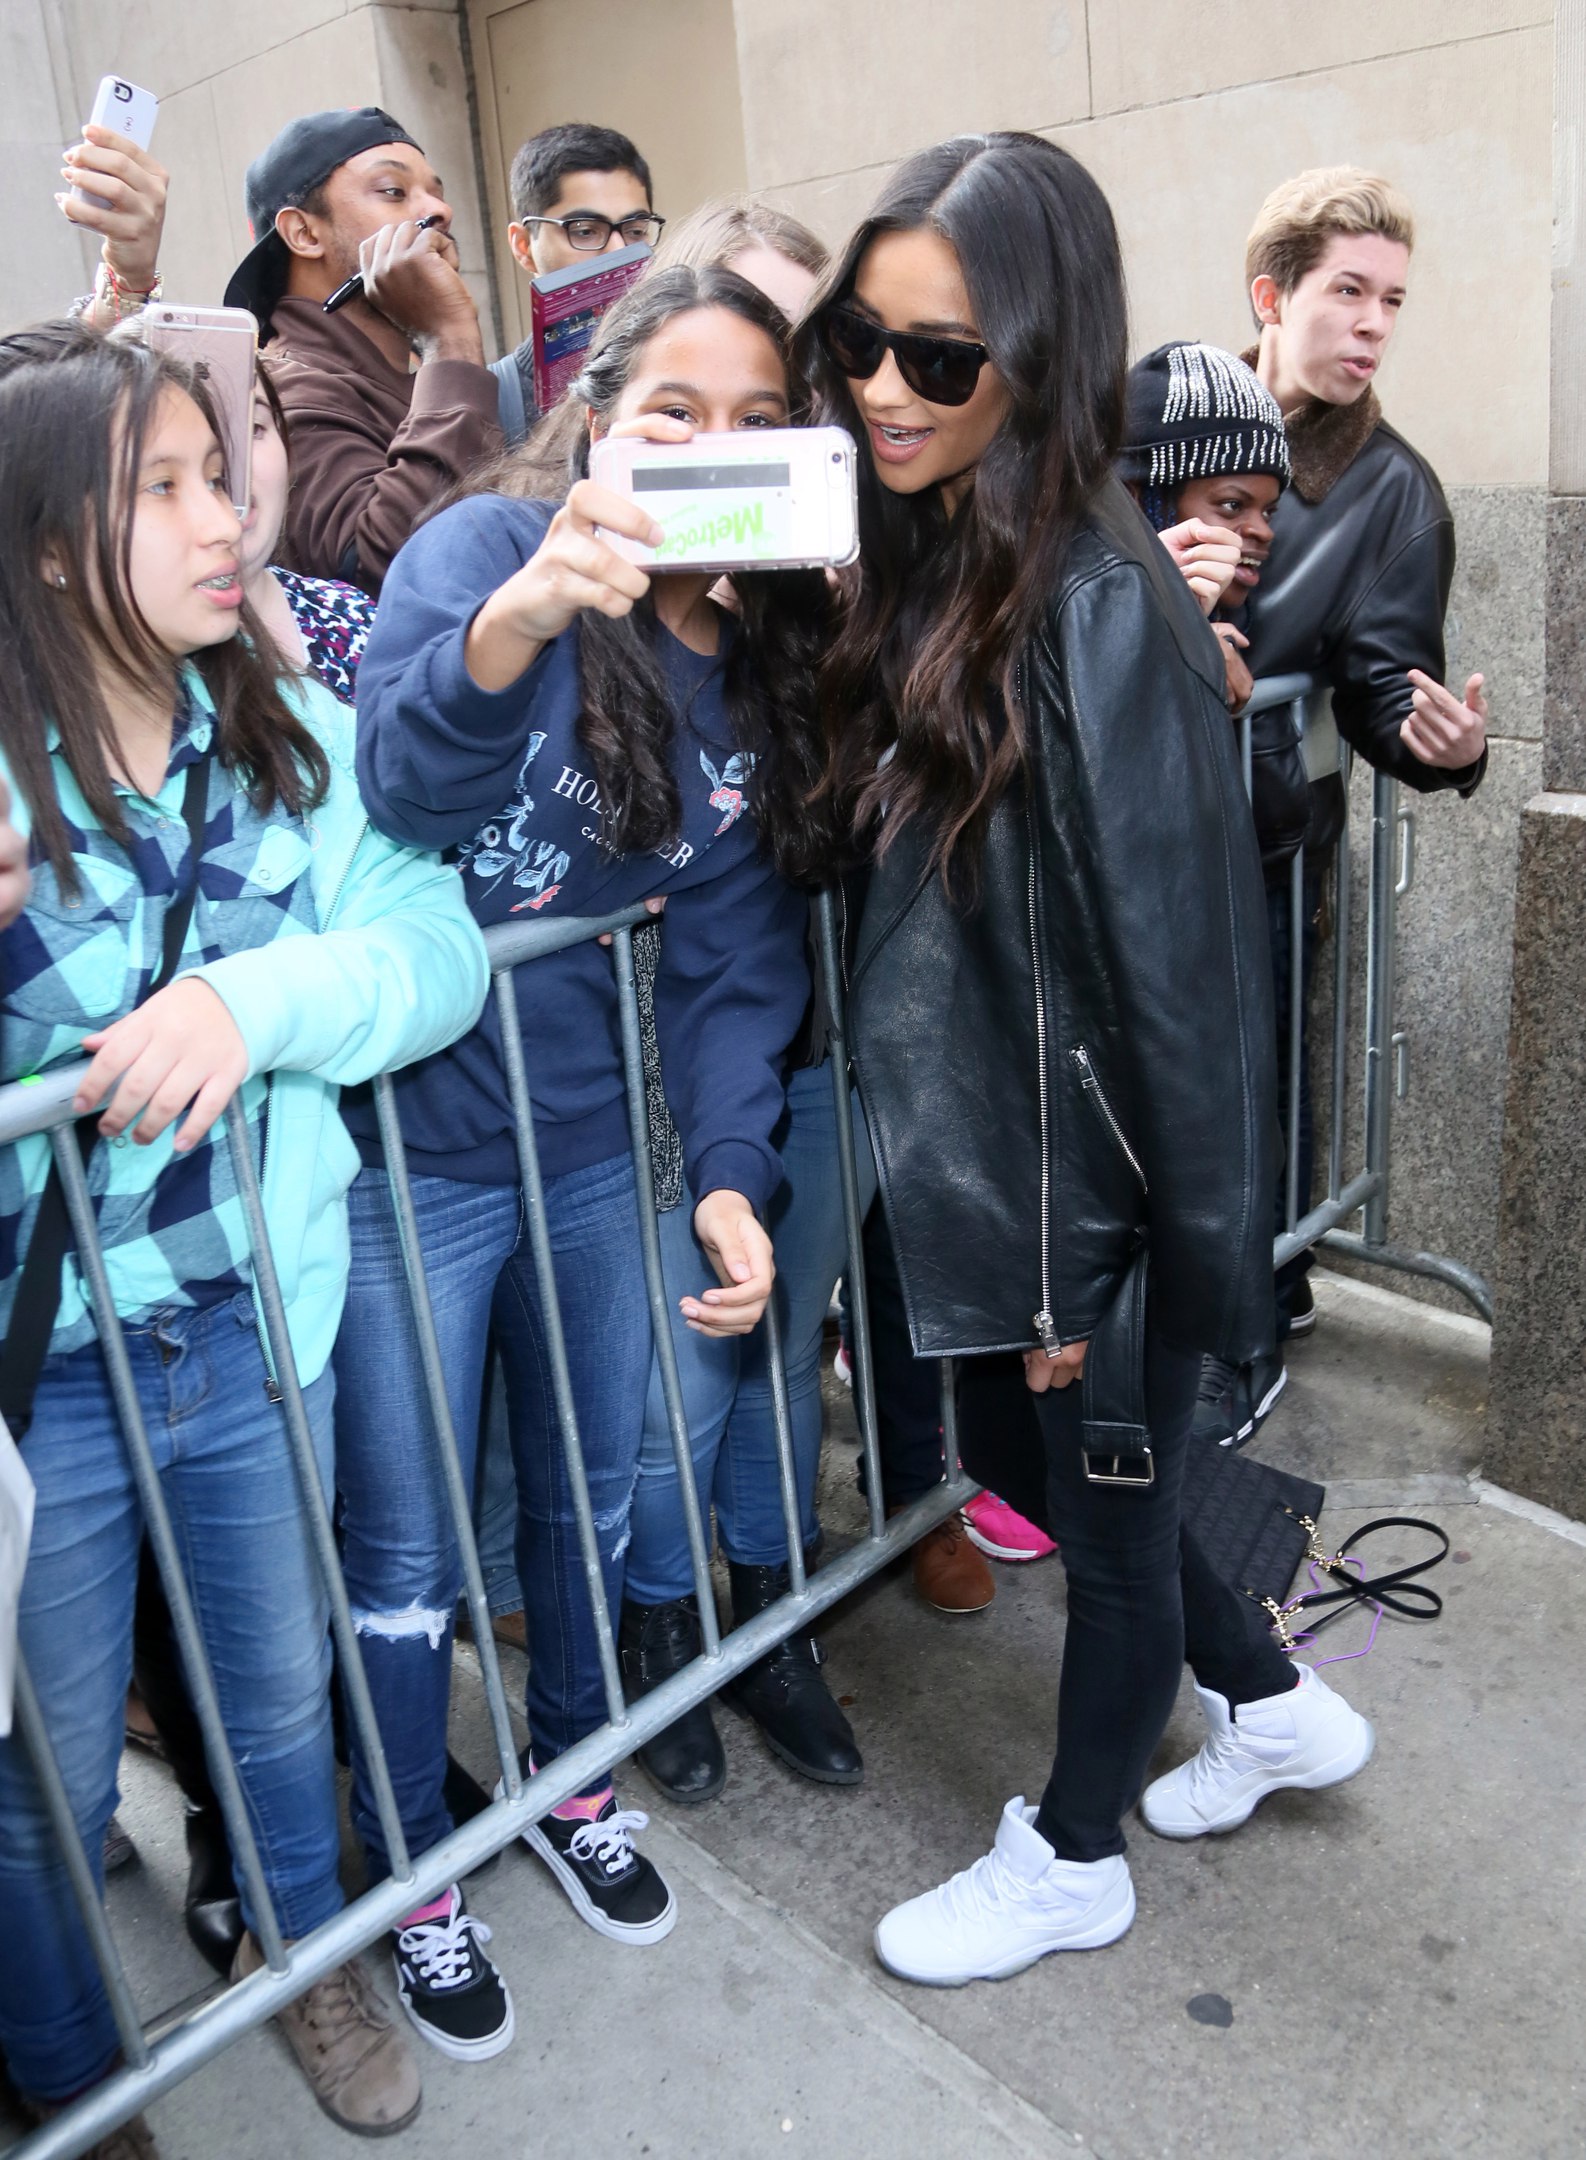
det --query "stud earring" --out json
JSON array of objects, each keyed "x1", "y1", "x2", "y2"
[{"x1": 54, "y1": 574, "x2": 67, "y2": 588}]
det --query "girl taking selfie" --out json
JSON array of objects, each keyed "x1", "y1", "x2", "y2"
[
  {"x1": 343, "y1": 265, "x2": 834, "y2": 2033},
  {"x1": 800, "y1": 134, "x2": 1375, "y2": 1988},
  {"x1": 611, "y1": 199, "x2": 874, "y2": 1805},
  {"x1": 0, "y1": 325, "x2": 487, "y2": 2142}
]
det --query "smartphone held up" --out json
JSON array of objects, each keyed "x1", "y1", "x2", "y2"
[
  {"x1": 138, "y1": 305, "x2": 258, "y2": 519},
  {"x1": 72, "y1": 77, "x2": 159, "y2": 211},
  {"x1": 590, "y1": 427, "x2": 859, "y2": 575}
]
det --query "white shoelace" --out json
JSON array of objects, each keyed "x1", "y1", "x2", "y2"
[
  {"x1": 396, "y1": 1895, "x2": 493, "y2": 1991},
  {"x1": 936, "y1": 1848, "x2": 1036, "y2": 1925},
  {"x1": 1182, "y1": 1720, "x2": 1261, "y2": 1810},
  {"x1": 568, "y1": 1807, "x2": 649, "y2": 1878}
]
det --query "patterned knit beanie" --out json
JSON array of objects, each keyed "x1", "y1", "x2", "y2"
[{"x1": 1117, "y1": 341, "x2": 1291, "y2": 497}]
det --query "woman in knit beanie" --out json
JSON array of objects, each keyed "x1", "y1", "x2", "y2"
[
  {"x1": 1117, "y1": 341, "x2": 1308, "y2": 874},
  {"x1": 1119, "y1": 340, "x2": 1291, "y2": 710}
]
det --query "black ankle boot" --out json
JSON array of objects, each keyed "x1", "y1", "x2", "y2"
[
  {"x1": 619, "y1": 1597, "x2": 727, "y2": 1805},
  {"x1": 183, "y1": 1801, "x2": 244, "y2": 1976},
  {"x1": 721, "y1": 1562, "x2": 862, "y2": 1786}
]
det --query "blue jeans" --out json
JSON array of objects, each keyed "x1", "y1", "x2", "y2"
[
  {"x1": 474, "y1": 1354, "x2": 521, "y2": 1620},
  {"x1": 624, "y1": 1066, "x2": 876, "y2": 1604},
  {"x1": 0, "y1": 1296, "x2": 339, "y2": 2100},
  {"x1": 335, "y1": 1153, "x2": 651, "y2": 1866}
]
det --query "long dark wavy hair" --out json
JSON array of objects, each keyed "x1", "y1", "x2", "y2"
[
  {"x1": 795, "y1": 133, "x2": 1128, "y2": 884},
  {"x1": 472, "y1": 266, "x2": 837, "y2": 879},
  {"x1": 0, "y1": 323, "x2": 329, "y2": 895}
]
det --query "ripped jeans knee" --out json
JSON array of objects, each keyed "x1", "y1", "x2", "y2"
[
  {"x1": 349, "y1": 1599, "x2": 454, "y2": 1651},
  {"x1": 592, "y1": 1491, "x2": 633, "y2": 1567}
]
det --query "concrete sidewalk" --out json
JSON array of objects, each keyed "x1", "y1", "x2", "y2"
[{"x1": 22, "y1": 1271, "x2": 1585, "y2": 2159}]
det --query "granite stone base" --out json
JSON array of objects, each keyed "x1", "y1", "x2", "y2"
[
  {"x1": 1307, "y1": 738, "x2": 1540, "y2": 1317},
  {"x1": 1486, "y1": 792, "x2": 1586, "y2": 1519},
  {"x1": 1542, "y1": 493, "x2": 1586, "y2": 792},
  {"x1": 1299, "y1": 486, "x2": 1544, "y2": 1316},
  {"x1": 1445, "y1": 484, "x2": 1546, "y2": 740}
]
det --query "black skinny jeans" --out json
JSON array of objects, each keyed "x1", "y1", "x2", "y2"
[
  {"x1": 855, "y1": 1198, "x2": 950, "y2": 1509},
  {"x1": 1028, "y1": 1330, "x2": 1295, "y2": 1862}
]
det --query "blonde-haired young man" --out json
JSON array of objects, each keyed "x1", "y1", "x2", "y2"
[
  {"x1": 1192, "y1": 166, "x2": 1489, "y2": 1453},
  {"x1": 1243, "y1": 163, "x2": 1487, "y2": 800}
]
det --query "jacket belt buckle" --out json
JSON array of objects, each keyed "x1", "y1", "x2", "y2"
[{"x1": 1081, "y1": 1446, "x2": 1155, "y2": 1488}]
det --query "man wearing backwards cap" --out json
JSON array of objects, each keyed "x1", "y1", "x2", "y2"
[{"x1": 225, "y1": 106, "x2": 500, "y2": 593}]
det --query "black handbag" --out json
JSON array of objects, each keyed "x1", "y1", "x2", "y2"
[
  {"x1": 1179, "y1": 1438, "x2": 1324, "y2": 1613},
  {"x1": 956, "y1": 1354, "x2": 1447, "y2": 1640}
]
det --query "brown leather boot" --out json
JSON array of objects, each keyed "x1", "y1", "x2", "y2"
[
  {"x1": 233, "y1": 1933, "x2": 422, "y2": 2136},
  {"x1": 909, "y1": 1511, "x2": 996, "y2": 1613}
]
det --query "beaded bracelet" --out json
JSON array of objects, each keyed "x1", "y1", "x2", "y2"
[{"x1": 90, "y1": 253, "x2": 163, "y2": 321}]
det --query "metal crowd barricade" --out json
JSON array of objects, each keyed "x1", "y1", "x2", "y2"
[
  {"x1": 0, "y1": 893, "x2": 968, "y2": 2160},
  {"x1": 1239, "y1": 673, "x2": 1493, "y2": 1321},
  {"x1": 0, "y1": 672, "x2": 1494, "y2": 2155}
]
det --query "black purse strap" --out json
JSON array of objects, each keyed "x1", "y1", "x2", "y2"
[
  {"x1": 0, "y1": 755, "x2": 210, "y2": 1440},
  {"x1": 1250, "y1": 1509, "x2": 1451, "y2": 1648}
]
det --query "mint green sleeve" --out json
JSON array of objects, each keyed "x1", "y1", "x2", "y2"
[
  {"x1": 197, "y1": 826, "x2": 489, "y2": 1085},
  {"x1": 190, "y1": 693, "x2": 489, "y2": 1084}
]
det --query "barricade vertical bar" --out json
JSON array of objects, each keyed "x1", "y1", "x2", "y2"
[
  {"x1": 815, "y1": 889, "x2": 885, "y2": 1538},
  {"x1": 759, "y1": 1289, "x2": 806, "y2": 1594},
  {"x1": 608, "y1": 926, "x2": 722, "y2": 1650},
  {"x1": 492, "y1": 969, "x2": 629, "y2": 1728},
  {"x1": 1285, "y1": 844, "x2": 1305, "y2": 1233},
  {"x1": 49, "y1": 1124, "x2": 286, "y2": 1971},
  {"x1": 1328, "y1": 744, "x2": 1353, "y2": 1204},
  {"x1": 1362, "y1": 773, "x2": 1399, "y2": 1246},
  {"x1": 223, "y1": 1100, "x2": 414, "y2": 1886},
  {"x1": 12, "y1": 1654, "x2": 150, "y2": 2073},
  {"x1": 940, "y1": 1361, "x2": 965, "y2": 1487},
  {"x1": 371, "y1": 1075, "x2": 521, "y2": 1798}
]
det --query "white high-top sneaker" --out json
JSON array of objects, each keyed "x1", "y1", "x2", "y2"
[
  {"x1": 874, "y1": 1796, "x2": 1135, "y2": 1986},
  {"x1": 1141, "y1": 1664, "x2": 1376, "y2": 1839}
]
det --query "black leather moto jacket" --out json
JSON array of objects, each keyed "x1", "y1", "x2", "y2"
[
  {"x1": 1242, "y1": 418, "x2": 1484, "y2": 854},
  {"x1": 848, "y1": 480, "x2": 1277, "y2": 1452}
]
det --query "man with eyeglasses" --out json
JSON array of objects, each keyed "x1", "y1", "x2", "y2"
[
  {"x1": 489, "y1": 123, "x2": 663, "y2": 446},
  {"x1": 226, "y1": 107, "x2": 502, "y2": 595}
]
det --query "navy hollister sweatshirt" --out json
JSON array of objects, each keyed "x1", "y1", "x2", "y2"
[{"x1": 351, "y1": 493, "x2": 809, "y2": 1213}]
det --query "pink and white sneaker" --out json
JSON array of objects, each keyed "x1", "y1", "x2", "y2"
[
  {"x1": 962, "y1": 1492, "x2": 1056, "y2": 1563},
  {"x1": 833, "y1": 1341, "x2": 854, "y2": 1389}
]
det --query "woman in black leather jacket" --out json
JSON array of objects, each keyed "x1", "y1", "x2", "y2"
[{"x1": 800, "y1": 134, "x2": 1376, "y2": 1989}]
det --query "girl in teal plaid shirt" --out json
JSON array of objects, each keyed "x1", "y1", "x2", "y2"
[{"x1": 0, "y1": 324, "x2": 488, "y2": 2149}]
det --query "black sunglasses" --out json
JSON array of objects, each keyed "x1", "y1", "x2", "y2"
[{"x1": 819, "y1": 305, "x2": 990, "y2": 409}]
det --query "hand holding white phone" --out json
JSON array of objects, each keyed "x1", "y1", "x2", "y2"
[
  {"x1": 589, "y1": 426, "x2": 860, "y2": 574},
  {"x1": 70, "y1": 77, "x2": 159, "y2": 213}
]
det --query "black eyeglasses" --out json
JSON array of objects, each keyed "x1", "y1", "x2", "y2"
[
  {"x1": 522, "y1": 212, "x2": 666, "y2": 253},
  {"x1": 818, "y1": 305, "x2": 990, "y2": 408}
]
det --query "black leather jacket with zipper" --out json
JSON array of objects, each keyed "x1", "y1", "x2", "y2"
[{"x1": 847, "y1": 478, "x2": 1277, "y2": 1454}]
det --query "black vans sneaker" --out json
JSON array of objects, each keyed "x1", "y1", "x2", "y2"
[
  {"x1": 524, "y1": 1798, "x2": 677, "y2": 1945},
  {"x1": 1192, "y1": 1350, "x2": 1288, "y2": 1451},
  {"x1": 391, "y1": 1884, "x2": 514, "y2": 2061}
]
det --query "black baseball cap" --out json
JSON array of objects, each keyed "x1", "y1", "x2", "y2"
[{"x1": 223, "y1": 106, "x2": 421, "y2": 331}]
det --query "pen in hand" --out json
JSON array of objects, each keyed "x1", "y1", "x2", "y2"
[{"x1": 322, "y1": 213, "x2": 446, "y2": 315}]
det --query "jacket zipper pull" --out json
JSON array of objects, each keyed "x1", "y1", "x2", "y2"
[{"x1": 1033, "y1": 1310, "x2": 1062, "y2": 1355}]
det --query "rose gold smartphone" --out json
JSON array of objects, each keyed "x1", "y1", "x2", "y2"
[{"x1": 141, "y1": 304, "x2": 258, "y2": 518}]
